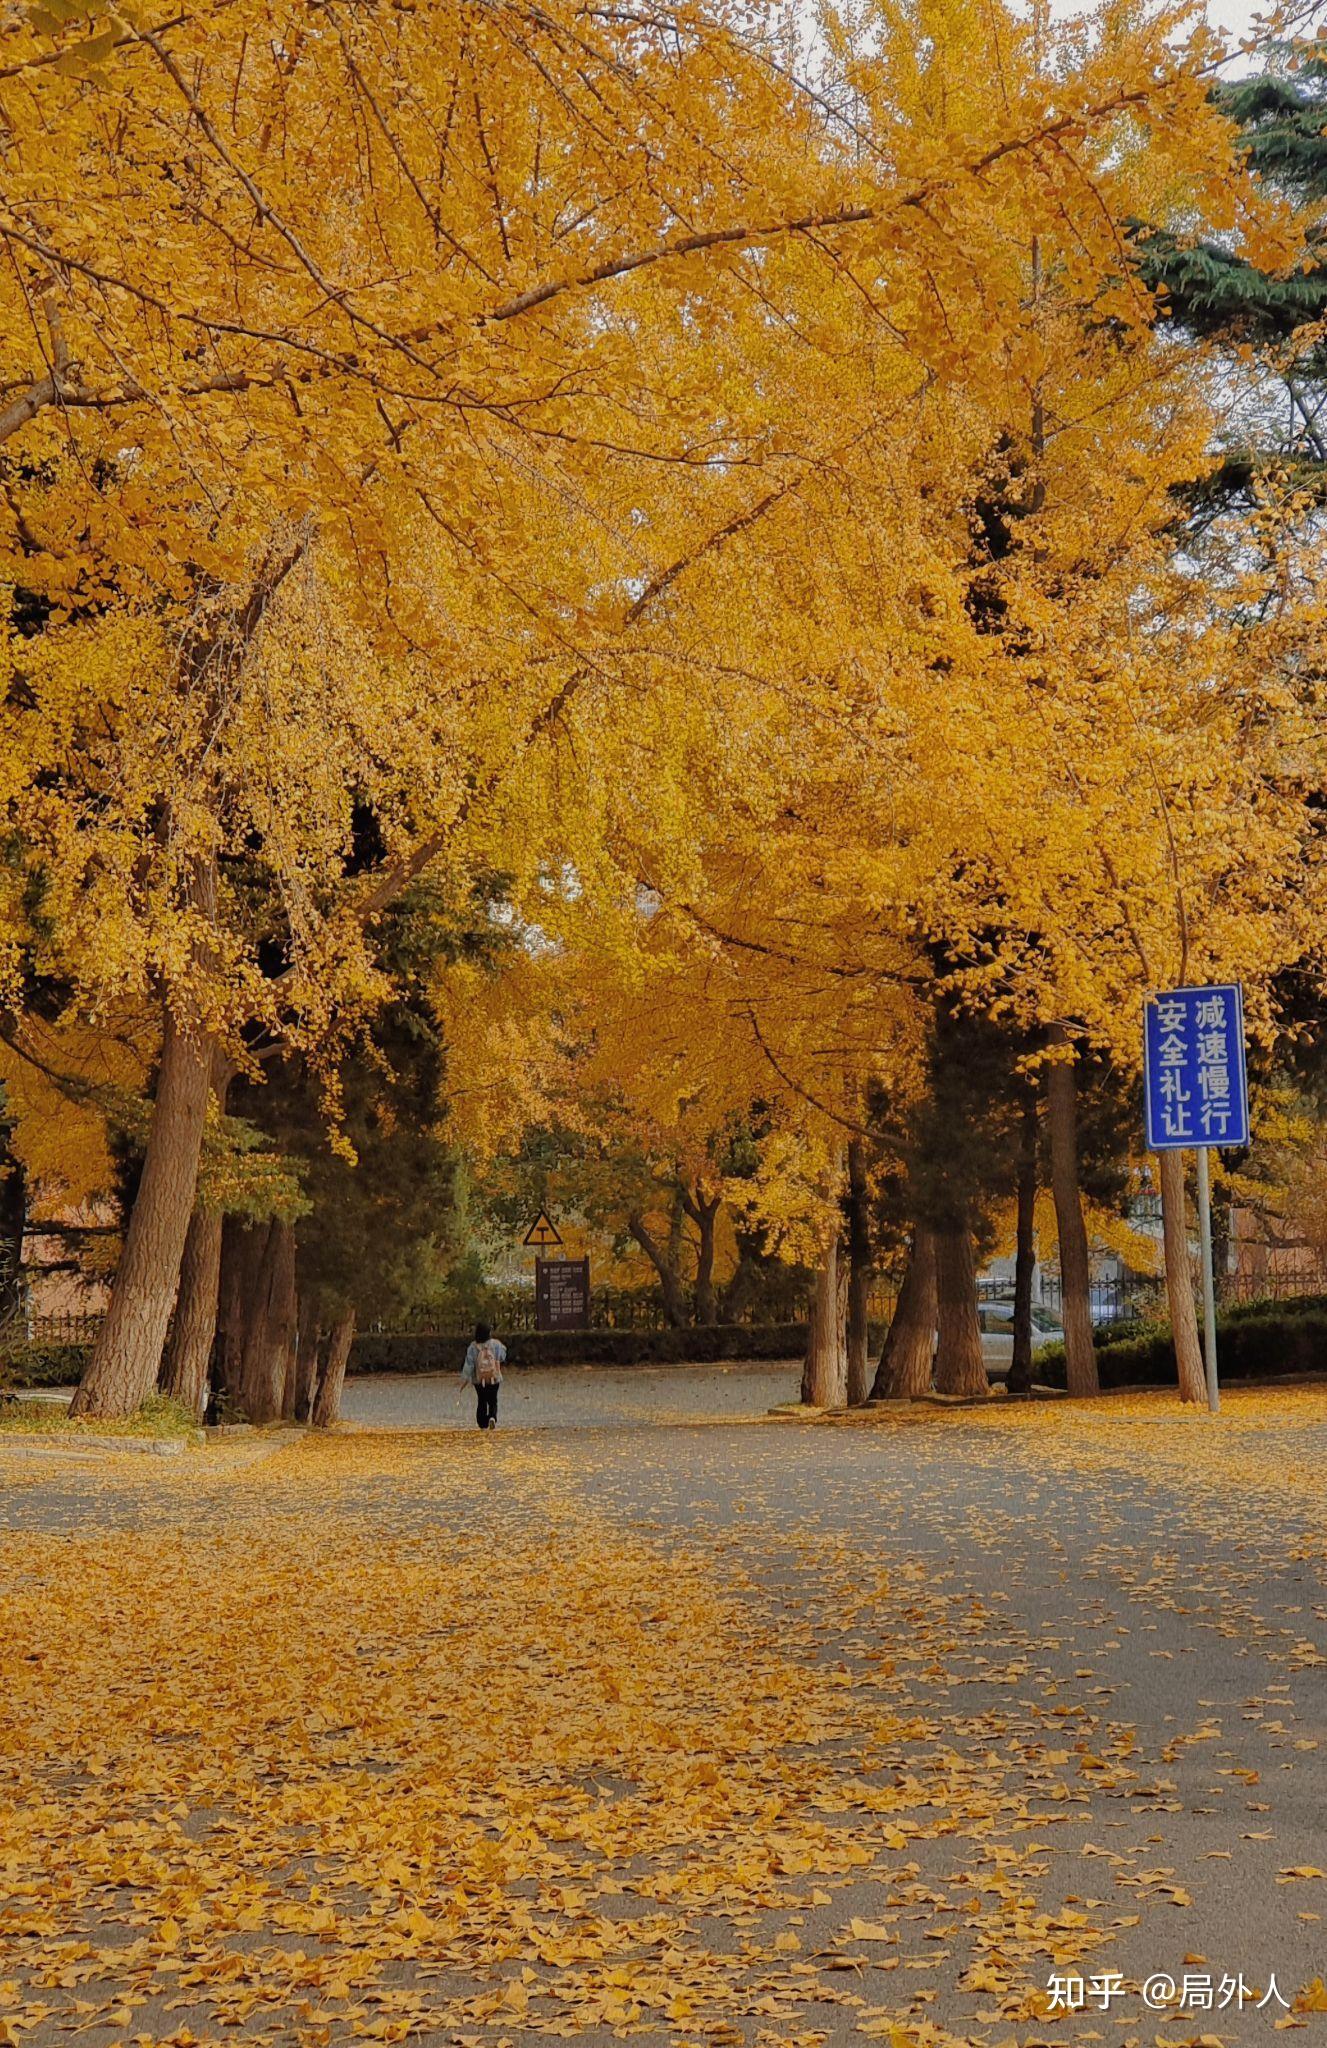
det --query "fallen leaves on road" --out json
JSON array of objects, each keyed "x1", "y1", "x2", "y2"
[{"x1": 1, "y1": 1387, "x2": 1325, "y2": 2046}]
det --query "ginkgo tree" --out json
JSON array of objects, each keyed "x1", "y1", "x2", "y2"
[
  {"x1": 468, "y1": 0, "x2": 1327, "y2": 1405},
  {"x1": 0, "y1": 0, "x2": 1314, "y2": 1416}
]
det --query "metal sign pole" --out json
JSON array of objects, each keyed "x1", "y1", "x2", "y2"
[{"x1": 1195, "y1": 1145, "x2": 1220, "y2": 1415}]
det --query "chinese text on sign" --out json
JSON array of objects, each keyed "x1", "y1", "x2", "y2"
[{"x1": 1143, "y1": 984, "x2": 1249, "y2": 1151}]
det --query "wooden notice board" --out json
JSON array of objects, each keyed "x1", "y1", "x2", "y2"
[{"x1": 536, "y1": 1257, "x2": 590, "y2": 1332}]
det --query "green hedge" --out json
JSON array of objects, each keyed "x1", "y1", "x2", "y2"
[
  {"x1": 350, "y1": 1322, "x2": 812, "y2": 1373},
  {"x1": 0, "y1": 1321, "x2": 826, "y2": 1390},
  {"x1": 9, "y1": 1295, "x2": 1326, "y2": 1392},
  {"x1": 0, "y1": 1342, "x2": 90, "y2": 1390},
  {"x1": 1040, "y1": 1294, "x2": 1327, "y2": 1389}
]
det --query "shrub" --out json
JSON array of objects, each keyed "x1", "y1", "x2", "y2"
[
  {"x1": 0, "y1": 1342, "x2": 91, "y2": 1390},
  {"x1": 1039, "y1": 1298, "x2": 1327, "y2": 1390},
  {"x1": 350, "y1": 1322, "x2": 811, "y2": 1373}
]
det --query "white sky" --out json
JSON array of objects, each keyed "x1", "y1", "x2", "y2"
[
  {"x1": 1048, "y1": 0, "x2": 1325, "y2": 64},
  {"x1": 1197, "y1": 0, "x2": 1273, "y2": 37},
  {"x1": 1145, "y1": 0, "x2": 1320, "y2": 60}
]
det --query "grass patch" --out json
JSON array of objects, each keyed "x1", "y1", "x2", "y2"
[{"x1": 0, "y1": 1393, "x2": 203, "y2": 1441}]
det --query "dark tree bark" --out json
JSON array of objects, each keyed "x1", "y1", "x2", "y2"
[
  {"x1": 160, "y1": 1205, "x2": 223, "y2": 1417},
  {"x1": 681, "y1": 1185, "x2": 723, "y2": 1326},
  {"x1": 267, "y1": 1224, "x2": 298, "y2": 1421},
  {"x1": 0, "y1": 1116, "x2": 27, "y2": 1324},
  {"x1": 237, "y1": 1219, "x2": 297, "y2": 1423},
  {"x1": 281, "y1": 1288, "x2": 301, "y2": 1421},
  {"x1": 159, "y1": 1050, "x2": 233, "y2": 1418},
  {"x1": 627, "y1": 1207, "x2": 691, "y2": 1327},
  {"x1": 933, "y1": 1221, "x2": 989, "y2": 1398},
  {"x1": 801, "y1": 1237, "x2": 848, "y2": 1408},
  {"x1": 1007, "y1": 1094, "x2": 1039, "y2": 1396},
  {"x1": 294, "y1": 1310, "x2": 323, "y2": 1423},
  {"x1": 71, "y1": 1004, "x2": 213, "y2": 1419},
  {"x1": 871, "y1": 1228, "x2": 937, "y2": 1398},
  {"x1": 845, "y1": 1136, "x2": 874, "y2": 1404},
  {"x1": 1211, "y1": 1175, "x2": 1232, "y2": 1303},
  {"x1": 214, "y1": 1216, "x2": 264, "y2": 1416},
  {"x1": 235, "y1": 1220, "x2": 278, "y2": 1419},
  {"x1": 268, "y1": 1224, "x2": 298, "y2": 1416},
  {"x1": 1046, "y1": 1022, "x2": 1099, "y2": 1397},
  {"x1": 721, "y1": 1226, "x2": 770, "y2": 1322},
  {"x1": 1160, "y1": 1148, "x2": 1205, "y2": 1403},
  {"x1": 311, "y1": 1310, "x2": 356, "y2": 1428}
]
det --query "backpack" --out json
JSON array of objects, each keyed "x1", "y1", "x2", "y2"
[{"x1": 473, "y1": 1339, "x2": 502, "y2": 1386}]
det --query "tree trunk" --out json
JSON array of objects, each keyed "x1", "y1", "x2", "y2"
[
  {"x1": 1211, "y1": 1175, "x2": 1232, "y2": 1304},
  {"x1": 71, "y1": 1005, "x2": 213, "y2": 1419},
  {"x1": 0, "y1": 1116, "x2": 27, "y2": 1324},
  {"x1": 159, "y1": 1049, "x2": 233, "y2": 1418},
  {"x1": 1046, "y1": 1022, "x2": 1099, "y2": 1398},
  {"x1": 721, "y1": 1226, "x2": 769, "y2": 1322},
  {"x1": 1007, "y1": 1094, "x2": 1039, "y2": 1396},
  {"x1": 294, "y1": 1311, "x2": 322, "y2": 1423},
  {"x1": 159, "y1": 1205, "x2": 222, "y2": 1418},
  {"x1": 1160, "y1": 1148, "x2": 1205, "y2": 1403},
  {"x1": 801, "y1": 1237, "x2": 848, "y2": 1408},
  {"x1": 627, "y1": 1210, "x2": 691, "y2": 1327},
  {"x1": 845, "y1": 1136, "x2": 873, "y2": 1404},
  {"x1": 281, "y1": 1291, "x2": 301, "y2": 1420},
  {"x1": 235, "y1": 1221, "x2": 276, "y2": 1418},
  {"x1": 237, "y1": 1219, "x2": 297, "y2": 1424},
  {"x1": 265, "y1": 1225, "x2": 298, "y2": 1422},
  {"x1": 692, "y1": 1194, "x2": 721, "y2": 1326},
  {"x1": 311, "y1": 1310, "x2": 356, "y2": 1428},
  {"x1": 871, "y1": 1228, "x2": 937, "y2": 1398},
  {"x1": 214, "y1": 1216, "x2": 263, "y2": 1418},
  {"x1": 933, "y1": 1221, "x2": 989, "y2": 1397}
]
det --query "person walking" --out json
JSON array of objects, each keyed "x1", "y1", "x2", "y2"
[{"x1": 460, "y1": 1321, "x2": 506, "y2": 1429}]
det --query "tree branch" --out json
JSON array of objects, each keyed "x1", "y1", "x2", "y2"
[{"x1": 742, "y1": 1006, "x2": 872, "y2": 1137}]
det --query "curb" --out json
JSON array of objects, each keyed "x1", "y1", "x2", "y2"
[
  {"x1": 0, "y1": 1426, "x2": 305, "y2": 1465},
  {"x1": 0, "y1": 1432, "x2": 194, "y2": 1460}
]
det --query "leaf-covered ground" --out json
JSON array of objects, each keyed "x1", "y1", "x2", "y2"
[{"x1": 2, "y1": 1388, "x2": 1326, "y2": 2048}]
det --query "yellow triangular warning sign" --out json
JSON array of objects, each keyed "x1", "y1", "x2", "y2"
[{"x1": 522, "y1": 1209, "x2": 564, "y2": 1248}]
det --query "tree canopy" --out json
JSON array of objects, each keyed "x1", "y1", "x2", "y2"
[{"x1": 2, "y1": 0, "x2": 1325, "y2": 1417}]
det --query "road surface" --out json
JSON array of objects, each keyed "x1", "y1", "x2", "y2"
[
  {"x1": 2, "y1": 1382, "x2": 1325, "y2": 2045},
  {"x1": 342, "y1": 1359, "x2": 801, "y2": 1429}
]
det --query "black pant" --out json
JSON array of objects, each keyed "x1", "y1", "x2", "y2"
[{"x1": 475, "y1": 1381, "x2": 499, "y2": 1429}]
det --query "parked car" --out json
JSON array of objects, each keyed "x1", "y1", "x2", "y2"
[{"x1": 977, "y1": 1299, "x2": 1064, "y2": 1374}]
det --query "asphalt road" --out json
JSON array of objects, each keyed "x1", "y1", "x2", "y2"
[
  {"x1": 2, "y1": 1384, "x2": 1325, "y2": 2045},
  {"x1": 342, "y1": 1360, "x2": 802, "y2": 1429},
  {"x1": 580, "y1": 1406, "x2": 1327, "y2": 2035}
]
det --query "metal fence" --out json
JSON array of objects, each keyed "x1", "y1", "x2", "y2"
[
  {"x1": 25, "y1": 1312, "x2": 103, "y2": 1347},
  {"x1": 18, "y1": 1261, "x2": 1327, "y2": 1354},
  {"x1": 1218, "y1": 1260, "x2": 1327, "y2": 1305},
  {"x1": 1033, "y1": 1263, "x2": 1327, "y2": 1325},
  {"x1": 1033, "y1": 1276, "x2": 1166, "y2": 1324},
  {"x1": 374, "y1": 1275, "x2": 826, "y2": 1339}
]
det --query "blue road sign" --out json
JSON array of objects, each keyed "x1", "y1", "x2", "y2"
[{"x1": 1144, "y1": 984, "x2": 1249, "y2": 1151}]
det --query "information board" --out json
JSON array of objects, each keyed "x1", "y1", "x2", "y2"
[{"x1": 536, "y1": 1256, "x2": 590, "y2": 1332}]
